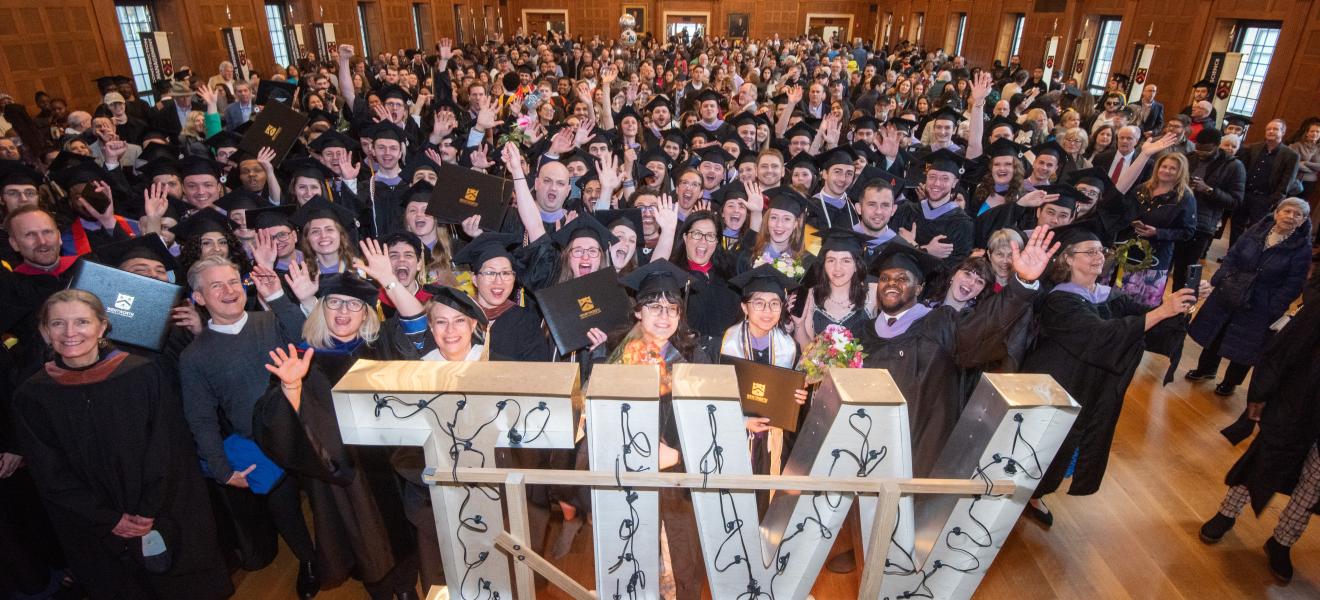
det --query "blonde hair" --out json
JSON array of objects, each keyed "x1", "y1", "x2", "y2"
[
  {"x1": 1139, "y1": 152, "x2": 1191, "y2": 200},
  {"x1": 38, "y1": 289, "x2": 111, "y2": 346},
  {"x1": 302, "y1": 297, "x2": 381, "y2": 349},
  {"x1": 297, "y1": 219, "x2": 359, "y2": 271},
  {"x1": 987, "y1": 228, "x2": 1024, "y2": 255}
]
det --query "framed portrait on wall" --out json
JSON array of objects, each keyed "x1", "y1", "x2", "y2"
[
  {"x1": 728, "y1": 13, "x2": 749, "y2": 38},
  {"x1": 624, "y1": 6, "x2": 646, "y2": 33}
]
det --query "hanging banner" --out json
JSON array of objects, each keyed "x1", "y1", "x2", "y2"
[
  {"x1": 1042, "y1": 36, "x2": 1060, "y2": 90},
  {"x1": 284, "y1": 24, "x2": 307, "y2": 65},
  {"x1": 221, "y1": 27, "x2": 251, "y2": 81},
  {"x1": 1212, "y1": 52, "x2": 1243, "y2": 128},
  {"x1": 1202, "y1": 52, "x2": 1227, "y2": 86},
  {"x1": 1072, "y1": 36, "x2": 1091, "y2": 85},
  {"x1": 312, "y1": 22, "x2": 337, "y2": 62},
  {"x1": 1127, "y1": 44, "x2": 1156, "y2": 103},
  {"x1": 139, "y1": 31, "x2": 173, "y2": 82}
]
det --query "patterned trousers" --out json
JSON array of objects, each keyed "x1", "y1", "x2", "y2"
[{"x1": 1219, "y1": 443, "x2": 1320, "y2": 547}]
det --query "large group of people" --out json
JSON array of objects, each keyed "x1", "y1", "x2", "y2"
[{"x1": 0, "y1": 22, "x2": 1317, "y2": 600}]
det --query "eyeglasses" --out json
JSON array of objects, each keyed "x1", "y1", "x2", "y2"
[
  {"x1": 686, "y1": 231, "x2": 718, "y2": 243},
  {"x1": 477, "y1": 270, "x2": 516, "y2": 280},
  {"x1": 677, "y1": 180, "x2": 702, "y2": 188},
  {"x1": 569, "y1": 247, "x2": 601, "y2": 258},
  {"x1": 324, "y1": 297, "x2": 368, "y2": 312},
  {"x1": 1069, "y1": 248, "x2": 1110, "y2": 258},
  {"x1": 268, "y1": 231, "x2": 292, "y2": 241},
  {"x1": 641, "y1": 302, "x2": 680, "y2": 318},
  {"x1": 3, "y1": 189, "x2": 38, "y2": 200},
  {"x1": 746, "y1": 299, "x2": 783, "y2": 312}
]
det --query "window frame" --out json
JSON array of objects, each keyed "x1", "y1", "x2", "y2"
[
  {"x1": 953, "y1": 13, "x2": 968, "y2": 56},
  {"x1": 1226, "y1": 21, "x2": 1282, "y2": 117},
  {"x1": 1087, "y1": 17, "x2": 1123, "y2": 95},
  {"x1": 1008, "y1": 14, "x2": 1026, "y2": 59},
  {"x1": 114, "y1": 1, "x2": 158, "y2": 103},
  {"x1": 265, "y1": 2, "x2": 292, "y2": 69},
  {"x1": 357, "y1": 2, "x2": 373, "y2": 57}
]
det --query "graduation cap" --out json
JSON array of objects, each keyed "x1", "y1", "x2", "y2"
[
  {"x1": 784, "y1": 122, "x2": 817, "y2": 141},
  {"x1": 245, "y1": 204, "x2": 296, "y2": 230},
  {"x1": 282, "y1": 157, "x2": 336, "y2": 182},
  {"x1": 0, "y1": 161, "x2": 43, "y2": 189},
  {"x1": 596, "y1": 208, "x2": 644, "y2": 239},
  {"x1": 317, "y1": 272, "x2": 379, "y2": 303},
  {"x1": 1191, "y1": 79, "x2": 1214, "y2": 90},
  {"x1": 1037, "y1": 184, "x2": 1084, "y2": 213},
  {"x1": 368, "y1": 121, "x2": 408, "y2": 143},
  {"x1": 729, "y1": 112, "x2": 758, "y2": 130},
  {"x1": 870, "y1": 240, "x2": 941, "y2": 283},
  {"x1": 378, "y1": 85, "x2": 411, "y2": 104},
  {"x1": 291, "y1": 196, "x2": 356, "y2": 231},
  {"x1": 683, "y1": 126, "x2": 714, "y2": 145},
  {"x1": 710, "y1": 181, "x2": 750, "y2": 206},
  {"x1": 986, "y1": 137, "x2": 1027, "y2": 159},
  {"x1": 1031, "y1": 140, "x2": 1066, "y2": 162},
  {"x1": 139, "y1": 142, "x2": 181, "y2": 165},
  {"x1": 1062, "y1": 85, "x2": 1083, "y2": 99},
  {"x1": 616, "y1": 105, "x2": 642, "y2": 124},
  {"x1": 178, "y1": 155, "x2": 223, "y2": 180},
  {"x1": 1110, "y1": 73, "x2": 1131, "y2": 85},
  {"x1": 923, "y1": 148, "x2": 966, "y2": 175},
  {"x1": 551, "y1": 212, "x2": 618, "y2": 248},
  {"x1": 816, "y1": 147, "x2": 859, "y2": 171},
  {"x1": 307, "y1": 130, "x2": 359, "y2": 154},
  {"x1": 93, "y1": 76, "x2": 119, "y2": 93},
  {"x1": 619, "y1": 258, "x2": 693, "y2": 298},
  {"x1": 693, "y1": 89, "x2": 723, "y2": 106},
  {"x1": 172, "y1": 207, "x2": 233, "y2": 240},
  {"x1": 729, "y1": 263, "x2": 799, "y2": 300},
  {"x1": 661, "y1": 129, "x2": 687, "y2": 146},
  {"x1": 452, "y1": 232, "x2": 522, "y2": 270},
  {"x1": 48, "y1": 151, "x2": 98, "y2": 175},
  {"x1": 928, "y1": 106, "x2": 965, "y2": 124},
  {"x1": 216, "y1": 190, "x2": 263, "y2": 215},
  {"x1": 697, "y1": 145, "x2": 734, "y2": 166},
  {"x1": 423, "y1": 285, "x2": 489, "y2": 326},
  {"x1": 887, "y1": 115, "x2": 920, "y2": 133},
  {"x1": 139, "y1": 158, "x2": 181, "y2": 181},
  {"x1": 1223, "y1": 114, "x2": 1252, "y2": 128},
  {"x1": 48, "y1": 153, "x2": 107, "y2": 189},
  {"x1": 205, "y1": 130, "x2": 243, "y2": 152},
  {"x1": 1066, "y1": 166, "x2": 1111, "y2": 196},
  {"x1": 400, "y1": 180, "x2": 434, "y2": 207},
  {"x1": 851, "y1": 115, "x2": 880, "y2": 132},
  {"x1": 306, "y1": 109, "x2": 337, "y2": 128},
  {"x1": 734, "y1": 151, "x2": 758, "y2": 170},
  {"x1": 1050, "y1": 219, "x2": 1104, "y2": 249},
  {"x1": 644, "y1": 95, "x2": 673, "y2": 113},
  {"x1": 767, "y1": 187, "x2": 809, "y2": 217},
  {"x1": 256, "y1": 80, "x2": 298, "y2": 105},
  {"x1": 786, "y1": 152, "x2": 820, "y2": 173},
  {"x1": 986, "y1": 116, "x2": 1020, "y2": 137},
  {"x1": 92, "y1": 233, "x2": 179, "y2": 276},
  {"x1": 812, "y1": 227, "x2": 874, "y2": 255},
  {"x1": 586, "y1": 131, "x2": 616, "y2": 149}
]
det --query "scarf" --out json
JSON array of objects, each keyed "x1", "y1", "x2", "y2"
[
  {"x1": 45, "y1": 349, "x2": 129, "y2": 385},
  {"x1": 687, "y1": 260, "x2": 712, "y2": 275},
  {"x1": 720, "y1": 321, "x2": 797, "y2": 368}
]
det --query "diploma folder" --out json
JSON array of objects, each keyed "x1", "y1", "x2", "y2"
[
  {"x1": 238, "y1": 100, "x2": 308, "y2": 165},
  {"x1": 67, "y1": 259, "x2": 183, "y2": 352},
  {"x1": 533, "y1": 268, "x2": 631, "y2": 355},
  {"x1": 427, "y1": 163, "x2": 510, "y2": 226},
  {"x1": 721, "y1": 354, "x2": 807, "y2": 432}
]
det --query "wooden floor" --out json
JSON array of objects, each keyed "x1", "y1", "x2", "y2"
[{"x1": 233, "y1": 243, "x2": 1320, "y2": 600}]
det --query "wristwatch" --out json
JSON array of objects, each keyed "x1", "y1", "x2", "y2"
[{"x1": 384, "y1": 280, "x2": 399, "y2": 292}]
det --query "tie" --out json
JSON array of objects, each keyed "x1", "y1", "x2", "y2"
[
  {"x1": 1110, "y1": 155, "x2": 1125, "y2": 180},
  {"x1": 886, "y1": 317, "x2": 897, "y2": 326}
]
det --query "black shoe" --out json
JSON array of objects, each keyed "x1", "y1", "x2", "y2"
[
  {"x1": 825, "y1": 549, "x2": 856, "y2": 574},
  {"x1": 1185, "y1": 369, "x2": 1215, "y2": 382},
  {"x1": 1214, "y1": 383, "x2": 1236, "y2": 397},
  {"x1": 1024, "y1": 501, "x2": 1054, "y2": 527},
  {"x1": 296, "y1": 560, "x2": 320, "y2": 599},
  {"x1": 1198, "y1": 513, "x2": 1236, "y2": 544},
  {"x1": 1265, "y1": 537, "x2": 1293, "y2": 584}
]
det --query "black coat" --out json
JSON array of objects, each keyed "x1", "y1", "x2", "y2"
[
  {"x1": 1188, "y1": 217, "x2": 1312, "y2": 365},
  {"x1": 14, "y1": 354, "x2": 232, "y2": 600},
  {"x1": 1024, "y1": 289, "x2": 1185, "y2": 496},
  {"x1": 1186, "y1": 149, "x2": 1246, "y2": 233}
]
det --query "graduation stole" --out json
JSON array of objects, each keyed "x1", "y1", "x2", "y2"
[
  {"x1": 720, "y1": 320, "x2": 797, "y2": 369},
  {"x1": 71, "y1": 217, "x2": 134, "y2": 256}
]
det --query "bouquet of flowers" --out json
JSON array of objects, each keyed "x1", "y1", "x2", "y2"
[
  {"x1": 497, "y1": 114, "x2": 534, "y2": 148},
  {"x1": 797, "y1": 324, "x2": 866, "y2": 385},
  {"x1": 755, "y1": 254, "x2": 806, "y2": 280},
  {"x1": 618, "y1": 339, "x2": 671, "y2": 396}
]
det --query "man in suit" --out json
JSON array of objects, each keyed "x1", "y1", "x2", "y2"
[
  {"x1": 222, "y1": 81, "x2": 256, "y2": 131},
  {"x1": 149, "y1": 80, "x2": 202, "y2": 139},
  {"x1": 1093, "y1": 125, "x2": 1152, "y2": 185},
  {"x1": 1231, "y1": 118, "x2": 1300, "y2": 246},
  {"x1": 1137, "y1": 84, "x2": 1165, "y2": 136}
]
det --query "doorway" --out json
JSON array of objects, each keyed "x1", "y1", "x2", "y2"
[
  {"x1": 663, "y1": 12, "x2": 709, "y2": 43},
  {"x1": 804, "y1": 14, "x2": 854, "y2": 42},
  {"x1": 522, "y1": 9, "x2": 568, "y2": 35}
]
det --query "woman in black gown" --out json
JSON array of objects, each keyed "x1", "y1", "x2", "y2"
[{"x1": 13, "y1": 290, "x2": 232, "y2": 600}]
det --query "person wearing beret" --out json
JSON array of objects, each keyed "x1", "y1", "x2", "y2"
[
  {"x1": 862, "y1": 227, "x2": 1056, "y2": 478},
  {"x1": 1022, "y1": 221, "x2": 1202, "y2": 527}
]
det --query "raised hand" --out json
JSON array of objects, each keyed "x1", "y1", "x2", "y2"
[
  {"x1": 264, "y1": 344, "x2": 314, "y2": 387},
  {"x1": 502, "y1": 142, "x2": 525, "y2": 179},
  {"x1": 461, "y1": 215, "x2": 483, "y2": 238},
  {"x1": 476, "y1": 96, "x2": 502, "y2": 131},
  {"x1": 196, "y1": 85, "x2": 218, "y2": 111},
  {"x1": 877, "y1": 124, "x2": 900, "y2": 158},
  {"x1": 437, "y1": 38, "x2": 453, "y2": 63},
  {"x1": 170, "y1": 303, "x2": 203, "y2": 335},
  {"x1": 971, "y1": 70, "x2": 993, "y2": 105},
  {"x1": 256, "y1": 146, "x2": 276, "y2": 168},
  {"x1": 1010, "y1": 225, "x2": 1061, "y2": 283},
  {"x1": 600, "y1": 65, "x2": 618, "y2": 86},
  {"x1": 1016, "y1": 189, "x2": 1057, "y2": 208},
  {"x1": 744, "y1": 181, "x2": 764, "y2": 212},
  {"x1": 574, "y1": 118, "x2": 596, "y2": 146},
  {"x1": 424, "y1": 147, "x2": 445, "y2": 166},
  {"x1": 338, "y1": 44, "x2": 355, "y2": 62},
  {"x1": 787, "y1": 84, "x2": 804, "y2": 105},
  {"x1": 1140, "y1": 132, "x2": 1180, "y2": 156},
  {"x1": 339, "y1": 154, "x2": 360, "y2": 180},
  {"x1": 548, "y1": 127, "x2": 575, "y2": 156},
  {"x1": 371, "y1": 102, "x2": 390, "y2": 123},
  {"x1": 251, "y1": 228, "x2": 278, "y2": 268},
  {"x1": 353, "y1": 237, "x2": 396, "y2": 285},
  {"x1": 656, "y1": 194, "x2": 679, "y2": 233},
  {"x1": 597, "y1": 152, "x2": 621, "y2": 190},
  {"x1": 433, "y1": 109, "x2": 457, "y2": 138},
  {"x1": 1157, "y1": 288, "x2": 1198, "y2": 320},
  {"x1": 250, "y1": 264, "x2": 283, "y2": 299},
  {"x1": 469, "y1": 144, "x2": 494, "y2": 170},
  {"x1": 103, "y1": 139, "x2": 128, "y2": 164},
  {"x1": 283, "y1": 260, "x2": 319, "y2": 302}
]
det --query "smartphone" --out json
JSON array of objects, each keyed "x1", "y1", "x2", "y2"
[{"x1": 1185, "y1": 264, "x2": 1204, "y2": 299}]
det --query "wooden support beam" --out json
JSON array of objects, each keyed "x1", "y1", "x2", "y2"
[
  {"x1": 425, "y1": 467, "x2": 1015, "y2": 497},
  {"x1": 857, "y1": 482, "x2": 903, "y2": 599},
  {"x1": 493, "y1": 530, "x2": 598, "y2": 600},
  {"x1": 503, "y1": 474, "x2": 537, "y2": 600}
]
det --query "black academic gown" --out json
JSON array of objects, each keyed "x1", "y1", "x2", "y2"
[
  {"x1": 1022, "y1": 288, "x2": 1184, "y2": 496},
  {"x1": 684, "y1": 265, "x2": 744, "y2": 339},
  {"x1": 889, "y1": 199, "x2": 975, "y2": 272},
  {"x1": 861, "y1": 279, "x2": 1037, "y2": 477},
  {"x1": 487, "y1": 300, "x2": 553, "y2": 362},
  {"x1": 13, "y1": 354, "x2": 232, "y2": 600}
]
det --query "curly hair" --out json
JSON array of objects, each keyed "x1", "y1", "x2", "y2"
[{"x1": 177, "y1": 228, "x2": 252, "y2": 280}]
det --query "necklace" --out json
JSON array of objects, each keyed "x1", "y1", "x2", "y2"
[{"x1": 824, "y1": 296, "x2": 854, "y2": 311}]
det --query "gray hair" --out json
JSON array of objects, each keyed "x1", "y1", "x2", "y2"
[
  {"x1": 1277, "y1": 197, "x2": 1311, "y2": 219},
  {"x1": 187, "y1": 255, "x2": 240, "y2": 291}
]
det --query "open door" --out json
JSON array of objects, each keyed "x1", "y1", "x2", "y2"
[{"x1": 523, "y1": 9, "x2": 568, "y2": 35}]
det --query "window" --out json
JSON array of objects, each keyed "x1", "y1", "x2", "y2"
[
  {"x1": 1088, "y1": 18, "x2": 1122, "y2": 94},
  {"x1": 357, "y1": 2, "x2": 372, "y2": 57},
  {"x1": 953, "y1": 13, "x2": 967, "y2": 56},
  {"x1": 915, "y1": 13, "x2": 925, "y2": 46},
  {"x1": 114, "y1": 2, "x2": 157, "y2": 101},
  {"x1": 1008, "y1": 14, "x2": 1026, "y2": 58},
  {"x1": 1228, "y1": 23, "x2": 1282, "y2": 116},
  {"x1": 412, "y1": 4, "x2": 426, "y2": 49},
  {"x1": 265, "y1": 3, "x2": 291, "y2": 68}
]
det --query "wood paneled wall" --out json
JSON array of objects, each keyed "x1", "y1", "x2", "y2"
[{"x1": 2, "y1": 1, "x2": 1317, "y2": 142}]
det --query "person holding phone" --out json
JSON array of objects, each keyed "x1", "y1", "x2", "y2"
[{"x1": 1186, "y1": 198, "x2": 1312, "y2": 396}]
